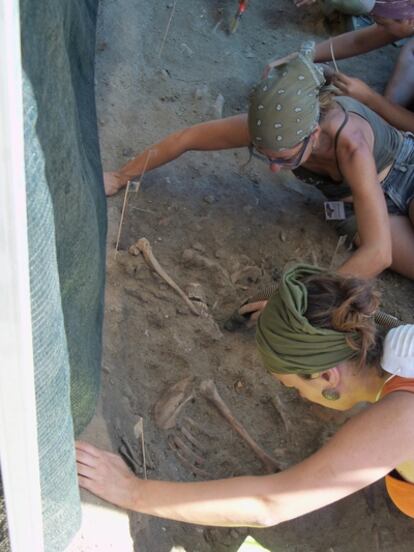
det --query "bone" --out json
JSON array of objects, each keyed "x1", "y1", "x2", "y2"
[
  {"x1": 168, "y1": 436, "x2": 211, "y2": 478},
  {"x1": 183, "y1": 416, "x2": 214, "y2": 439},
  {"x1": 200, "y1": 379, "x2": 280, "y2": 473},
  {"x1": 129, "y1": 238, "x2": 200, "y2": 316},
  {"x1": 118, "y1": 437, "x2": 140, "y2": 475},
  {"x1": 271, "y1": 394, "x2": 295, "y2": 435},
  {"x1": 154, "y1": 377, "x2": 194, "y2": 430},
  {"x1": 180, "y1": 424, "x2": 207, "y2": 453},
  {"x1": 171, "y1": 434, "x2": 205, "y2": 466}
]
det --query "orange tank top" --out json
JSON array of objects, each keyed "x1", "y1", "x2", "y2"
[
  {"x1": 381, "y1": 375, "x2": 414, "y2": 398},
  {"x1": 380, "y1": 375, "x2": 414, "y2": 518}
]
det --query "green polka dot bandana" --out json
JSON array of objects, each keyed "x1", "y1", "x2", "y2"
[{"x1": 248, "y1": 42, "x2": 325, "y2": 151}]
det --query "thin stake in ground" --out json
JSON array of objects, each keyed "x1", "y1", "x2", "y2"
[
  {"x1": 158, "y1": 0, "x2": 178, "y2": 59},
  {"x1": 329, "y1": 234, "x2": 347, "y2": 269},
  {"x1": 114, "y1": 148, "x2": 154, "y2": 254},
  {"x1": 134, "y1": 417, "x2": 147, "y2": 480}
]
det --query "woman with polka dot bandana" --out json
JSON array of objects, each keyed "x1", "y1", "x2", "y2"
[{"x1": 105, "y1": 41, "x2": 414, "y2": 298}]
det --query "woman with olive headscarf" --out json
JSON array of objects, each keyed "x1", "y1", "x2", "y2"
[
  {"x1": 104, "y1": 42, "x2": 414, "y2": 285},
  {"x1": 76, "y1": 263, "x2": 414, "y2": 524}
]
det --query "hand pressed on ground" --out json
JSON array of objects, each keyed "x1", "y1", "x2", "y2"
[
  {"x1": 76, "y1": 440, "x2": 139, "y2": 510},
  {"x1": 104, "y1": 171, "x2": 127, "y2": 196}
]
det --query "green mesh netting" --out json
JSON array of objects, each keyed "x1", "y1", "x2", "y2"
[{"x1": 21, "y1": 0, "x2": 106, "y2": 549}]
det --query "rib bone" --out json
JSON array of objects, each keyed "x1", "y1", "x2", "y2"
[{"x1": 200, "y1": 379, "x2": 279, "y2": 473}]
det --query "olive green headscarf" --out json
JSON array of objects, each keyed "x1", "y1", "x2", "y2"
[
  {"x1": 256, "y1": 264, "x2": 359, "y2": 375},
  {"x1": 248, "y1": 41, "x2": 325, "y2": 151}
]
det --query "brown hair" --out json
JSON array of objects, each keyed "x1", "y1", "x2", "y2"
[{"x1": 303, "y1": 273, "x2": 384, "y2": 372}]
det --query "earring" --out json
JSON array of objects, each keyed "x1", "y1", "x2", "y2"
[{"x1": 322, "y1": 388, "x2": 340, "y2": 401}]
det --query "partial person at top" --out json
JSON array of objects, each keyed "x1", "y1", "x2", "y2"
[
  {"x1": 329, "y1": 43, "x2": 414, "y2": 132},
  {"x1": 279, "y1": 0, "x2": 414, "y2": 114},
  {"x1": 105, "y1": 43, "x2": 414, "y2": 284}
]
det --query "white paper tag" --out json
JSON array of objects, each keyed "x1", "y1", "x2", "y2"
[
  {"x1": 324, "y1": 201, "x2": 346, "y2": 221},
  {"x1": 129, "y1": 180, "x2": 140, "y2": 192}
]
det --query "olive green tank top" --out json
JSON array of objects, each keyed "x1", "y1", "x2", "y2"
[{"x1": 294, "y1": 96, "x2": 404, "y2": 200}]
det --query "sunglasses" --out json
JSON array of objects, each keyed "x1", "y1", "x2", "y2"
[{"x1": 249, "y1": 134, "x2": 311, "y2": 171}]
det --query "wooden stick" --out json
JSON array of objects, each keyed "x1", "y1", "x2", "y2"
[
  {"x1": 134, "y1": 417, "x2": 147, "y2": 480},
  {"x1": 158, "y1": 0, "x2": 178, "y2": 58},
  {"x1": 329, "y1": 234, "x2": 347, "y2": 269},
  {"x1": 115, "y1": 180, "x2": 132, "y2": 254},
  {"x1": 131, "y1": 148, "x2": 154, "y2": 195}
]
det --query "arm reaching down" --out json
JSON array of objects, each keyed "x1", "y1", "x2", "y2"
[
  {"x1": 333, "y1": 114, "x2": 392, "y2": 278},
  {"x1": 264, "y1": 27, "x2": 395, "y2": 84},
  {"x1": 332, "y1": 72, "x2": 414, "y2": 132},
  {"x1": 314, "y1": 25, "x2": 402, "y2": 63},
  {"x1": 105, "y1": 114, "x2": 250, "y2": 195},
  {"x1": 77, "y1": 392, "x2": 414, "y2": 526}
]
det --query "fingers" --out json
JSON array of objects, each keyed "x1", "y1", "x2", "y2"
[
  {"x1": 77, "y1": 473, "x2": 96, "y2": 491},
  {"x1": 331, "y1": 72, "x2": 352, "y2": 95},
  {"x1": 76, "y1": 441, "x2": 122, "y2": 465},
  {"x1": 76, "y1": 460, "x2": 97, "y2": 480},
  {"x1": 332, "y1": 72, "x2": 350, "y2": 85},
  {"x1": 75, "y1": 440, "x2": 101, "y2": 457},
  {"x1": 238, "y1": 300, "x2": 267, "y2": 316},
  {"x1": 249, "y1": 309, "x2": 263, "y2": 323}
]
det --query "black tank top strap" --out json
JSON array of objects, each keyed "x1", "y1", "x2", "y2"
[{"x1": 333, "y1": 102, "x2": 350, "y2": 180}]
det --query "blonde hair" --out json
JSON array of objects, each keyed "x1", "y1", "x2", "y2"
[{"x1": 318, "y1": 84, "x2": 338, "y2": 119}]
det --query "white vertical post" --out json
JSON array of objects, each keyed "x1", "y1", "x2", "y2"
[{"x1": 0, "y1": 0, "x2": 45, "y2": 550}]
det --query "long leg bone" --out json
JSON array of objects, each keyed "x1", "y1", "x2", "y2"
[
  {"x1": 271, "y1": 394, "x2": 295, "y2": 435},
  {"x1": 200, "y1": 379, "x2": 280, "y2": 473},
  {"x1": 129, "y1": 238, "x2": 200, "y2": 316}
]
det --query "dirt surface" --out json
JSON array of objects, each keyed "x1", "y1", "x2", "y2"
[{"x1": 95, "y1": 1, "x2": 414, "y2": 550}]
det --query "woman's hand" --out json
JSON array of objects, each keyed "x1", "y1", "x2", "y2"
[
  {"x1": 76, "y1": 441, "x2": 140, "y2": 510},
  {"x1": 332, "y1": 72, "x2": 374, "y2": 105},
  {"x1": 239, "y1": 300, "x2": 268, "y2": 325},
  {"x1": 104, "y1": 171, "x2": 128, "y2": 196}
]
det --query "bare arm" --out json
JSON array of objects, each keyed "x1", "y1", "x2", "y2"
[
  {"x1": 105, "y1": 115, "x2": 250, "y2": 195},
  {"x1": 360, "y1": 90, "x2": 414, "y2": 132},
  {"x1": 77, "y1": 393, "x2": 414, "y2": 526},
  {"x1": 264, "y1": 26, "x2": 395, "y2": 81},
  {"x1": 334, "y1": 118, "x2": 392, "y2": 278},
  {"x1": 332, "y1": 72, "x2": 414, "y2": 132},
  {"x1": 314, "y1": 25, "x2": 397, "y2": 62}
]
